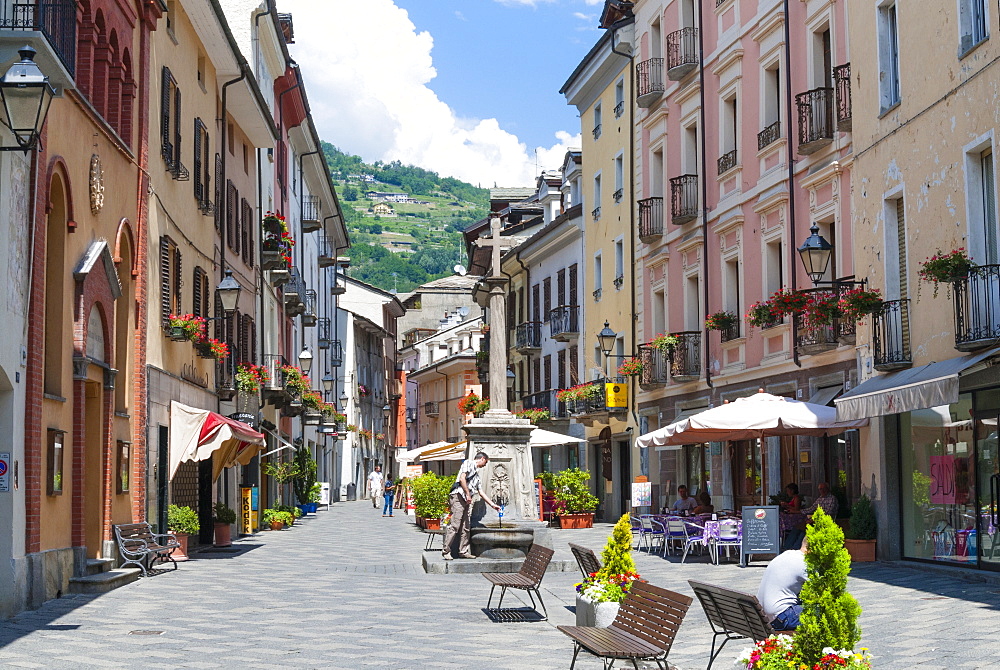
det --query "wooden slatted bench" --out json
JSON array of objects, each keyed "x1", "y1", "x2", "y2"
[
  {"x1": 113, "y1": 523, "x2": 181, "y2": 577},
  {"x1": 688, "y1": 580, "x2": 786, "y2": 669},
  {"x1": 557, "y1": 580, "x2": 692, "y2": 670},
  {"x1": 483, "y1": 544, "x2": 554, "y2": 620},
  {"x1": 569, "y1": 542, "x2": 602, "y2": 579}
]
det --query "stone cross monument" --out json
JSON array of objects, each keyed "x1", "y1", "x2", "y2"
[{"x1": 467, "y1": 216, "x2": 540, "y2": 528}]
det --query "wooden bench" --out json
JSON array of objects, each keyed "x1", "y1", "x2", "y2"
[
  {"x1": 113, "y1": 523, "x2": 181, "y2": 577},
  {"x1": 484, "y1": 544, "x2": 554, "y2": 620},
  {"x1": 688, "y1": 580, "x2": 785, "y2": 669},
  {"x1": 423, "y1": 527, "x2": 444, "y2": 551},
  {"x1": 557, "y1": 580, "x2": 692, "y2": 670},
  {"x1": 569, "y1": 542, "x2": 602, "y2": 579}
]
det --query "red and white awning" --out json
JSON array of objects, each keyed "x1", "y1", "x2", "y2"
[{"x1": 169, "y1": 401, "x2": 265, "y2": 481}]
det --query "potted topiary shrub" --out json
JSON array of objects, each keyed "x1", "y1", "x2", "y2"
[
  {"x1": 575, "y1": 514, "x2": 641, "y2": 626},
  {"x1": 844, "y1": 494, "x2": 877, "y2": 562},
  {"x1": 411, "y1": 472, "x2": 451, "y2": 530},
  {"x1": 167, "y1": 504, "x2": 200, "y2": 560},
  {"x1": 552, "y1": 468, "x2": 599, "y2": 528},
  {"x1": 292, "y1": 446, "x2": 319, "y2": 515},
  {"x1": 213, "y1": 501, "x2": 237, "y2": 547},
  {"x1": 261, "y1": 508, "x2": 294, "y2": 530}
]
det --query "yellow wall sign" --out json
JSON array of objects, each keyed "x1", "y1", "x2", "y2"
[
  {"x1": 606, "y1": 382, "x2": 628, "y2": 408},
  {"x1": 240, "y1": 487, "x2": 257, "y2": 535}
]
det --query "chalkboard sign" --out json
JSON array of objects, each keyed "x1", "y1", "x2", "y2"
[{"x1": 741, "y1": 505, "x2": 780, "y2": 563}]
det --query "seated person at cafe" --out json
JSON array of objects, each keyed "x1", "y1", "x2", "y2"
[
  {"x1": 781, "y1": 483, "x2": 802, "y2": 512},
  {"x1": 692, "y1": 491, "x2": 714, "y2": 515},
  {"x1": 757, "y1": 536, "x2": 808, "y2": 631},
  {"x1": 783, "y1": 482, "x2": 838, "y2": 550},
  {"x1": 670, "y1": 485, "x2": 698, "y2": 514}
]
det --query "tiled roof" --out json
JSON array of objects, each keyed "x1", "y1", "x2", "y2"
[
  {"x1": 490, "y1": 187, "x2": 536, "y2": 200},
  {"x1": 416, "y1": 274, "x2": 480, "y2": 290}
]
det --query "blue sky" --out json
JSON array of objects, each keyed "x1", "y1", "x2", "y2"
[{"x1": 282, "y1": 0, "x2": 606, "y2": 186}]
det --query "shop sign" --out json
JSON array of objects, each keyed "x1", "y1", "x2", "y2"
[
  {"x1": 240, "y1": 487, "x2": 258, "y2": 534},
  {"x1": 229, "y1": 412, "x2": 257, "y2": 429},
  {"x1": 605, "y1": 382, "x2": 628, "y2": 408},
  {"x1": 0, "y1": 452, "x2": 9, "y2": 492},
  {"x1": 741, "y1": 505, "x2": 780, "y2": 562},
  {"x1": 631, "y1": 481, "x2": 651, "y2": 507}
]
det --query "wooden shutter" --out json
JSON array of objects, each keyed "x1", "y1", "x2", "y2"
[
  {"x1": 243, "y1": 200, "x2": 254, "y2": 267},
  {"x1": 507, "y1": 285, "x2": 516, "y2": 328},
  {"x1": 531, "y1": 284, "x2": 540, "y2": 322},
  {"x1": 160, "y1": 67, "x2": 172, "y2": 163},
  {"x1": 543, "y1": 355, "x2": 551, "y2": 391},
  {"x1": 896, "y1": 198, "x2": 908, "y2": 301},
  {"x1": 192, "y1": 267, "x2": 202, "y2": 317},
  {"x1": 237, "y1": 313, "x2": 248, "y2": 364},
  {"x1": 202, "y1": 127, "x2": 211, "y2": 204},
  {"x1": 193, "y1": 119, "x2": 203, "y2": 201},
  {"x1": 557, "y1": 349, "x2": 566, "y2": 391},
  {"x1": 983, "y1": 150, "x2": 998, "y2": 265},
  {"x1": 173, "y1": 248, "x2": 182, "y2": 316},
  {"x1": 226, "y1": 180, "x2": 235, "y2": 252},
  {"x1": 160, "y1": 237, "x2": 172, "y2": 327},
  {"x1": 173, "y1": 87, "x2": 182, "y2": 169},
  {"x1": 533, "y1": 358, "x2": 541, "y2": 393},
  {"x1": 569, "y1": 264, "x2": 578, "y2": 305},
  {"x1": 214, "y1": 294, "x2": 223, "y2": 341},
  {"x1": 240, "y1": 197, "x2": 249, "y2": 264},
  {"x1": 569, "y1": 346, "x2": 579, "y2": 385},
  {"x1": 556, "y1": 269, "x2": 565, "y2": 306},
  {"x1": 543, "y1": 277, "x2": 551, "y2": 319},
  {"x1": 214, "y1": 153, "x2": 222, "y2": 230}
]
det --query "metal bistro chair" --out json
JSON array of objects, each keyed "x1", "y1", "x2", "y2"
[
  {"x1": 663, "y1": 517, "x2": 689, "y2": 556},
  {"x1": 630, "y1": 514, "x2": 645, "y2": 551},
  {"x1": 678, "y1": 519, "x2": 709, "y2": 563},
  {"x1": 712, "y1": 519, "x2": 742, "y2": 564},
  {"x1": 640, "y1": 515, "x2": 666, "y2": 554}
]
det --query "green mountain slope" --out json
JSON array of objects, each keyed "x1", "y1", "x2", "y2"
[{"x1": 321, "y1": 142, "x2": 487, "y2": 293}]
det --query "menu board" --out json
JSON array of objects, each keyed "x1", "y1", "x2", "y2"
[{"x1": 741, "y1": 505, "x2": 780, "y2": 561}]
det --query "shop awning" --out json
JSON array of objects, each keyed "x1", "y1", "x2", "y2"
[
  {"x1": 417, "y1": 440, "x2": 468, "y2": 462},
  {"x1": 809, "y1": 385, "x2": 842, "y2": 407},
  {"x1": 530, "y1": 428, "x2": 586, "y2": 448},
  {"x1": 396, "y1": 440, "x2": 451, "y2": 464},
  {"x1": 835, "y1": 348, "x2": 1000, "y2": 421},
  {"x1": 168, "y1": 401, "x2": 265, "y2": 481}
]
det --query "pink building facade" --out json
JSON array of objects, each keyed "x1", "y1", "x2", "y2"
[{"x1": 630, "y1": 0, "x2": 860, "y2": 513}]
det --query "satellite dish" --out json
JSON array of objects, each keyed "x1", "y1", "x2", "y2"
[
  {"x1": 457, "y1": 306, "x2": 470, "y2": 317},
  {"x1": 454, "y1": 264, "x2": 467, "y2": 276}
]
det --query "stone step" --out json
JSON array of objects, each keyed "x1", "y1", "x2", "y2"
[
  {"x1": 69, "y1": 568, "x2": 141, "y2": 595},
  {"x1": 85, "y1": 558, "x2": 115, "y2": 576},
  {"x1": 422, "y1": 551, "x2": 577, "y2": 575}
]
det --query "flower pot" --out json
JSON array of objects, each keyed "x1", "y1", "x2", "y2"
[
  {"x1": 168, "y1": 531, "x2": 190, "y2": 561},
  {"x1": 558, "y1": 513, "x2": 594, "y2": 529},
  {"x1": 195, "y1": 343, "x2": 216, "y2": 359},
  {"x1": 169, "y1": 326, "x2": 190, "y2": 342},
  {"x1": 269, "y1": 521, "x2": 285, "y2": 531},
  {"x1": 424, "y1": 517, "x2": 442, "y2": 531},
  {"x1": 575, "y1": 595, "x2": 619, "y2": 627},
  {"x1": 214, "y1": 522, "x2": 232, "y2": 548},
  {"x1": 415, "y1": 515, "x2": 426, "y2": 529},
  {"x1": 844, "y1": 538, "x2": 876, "y2": 562}
]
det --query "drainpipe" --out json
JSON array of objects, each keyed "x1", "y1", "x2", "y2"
[
  {"x1": 783, "y1": 0, "x2": 802, "y2": 368},
  {"x1": 697, "y1": 2, "x2": 713, "y2": 389}
]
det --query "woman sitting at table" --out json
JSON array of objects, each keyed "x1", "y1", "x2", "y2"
[
  {"x1": 780, "y1": 483, "x2": 802, "y2": 513},
  {"x1": 693, "y1": 492, "x2": 714, "y2": 515}
]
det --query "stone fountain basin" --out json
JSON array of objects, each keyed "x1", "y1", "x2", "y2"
[{"x1": 470, "y1": 523, "x2": 535, "y2": 559}]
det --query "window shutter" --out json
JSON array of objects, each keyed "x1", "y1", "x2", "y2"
[
  {"x1": 226, "y1": 180, "x2": 235, "y2": 251},
  {"x1": 569, "y1": 346, "x2": 579, "y2": 385},
  {"x1": 240, "y1": 197, "x2": 249, "y2": 264},
  {"x1": 160, "y1": 237, "x2": 172, "y2": 328},
  {"x1": 569, "y1": 264, "x2": 578, "y2": 305},
  {"x1": 249, "y1": 317, "x2": 257, "y2": 364},
  {"x1": 244, "y1": 200, "x2": 255, "y2": 267},
  {"x1": 193, "y1": 120, "x2": 202, "y2": 200},
  {"x1": 533, "y1": 358, "x2": 541, "y2": 393},
  {"x1": 160, "y1": 68, "x2": 172, "y2": 163},
  {"x1": 214, "y1": 294, "x2": 223, "y2": 341},
  {"x1": 192, "y1": 267, "x2": 202, "y2": 317},
  {"x1": 214, "y1": 153, "x2": 222, "y2": 230},
  {"x1": 202, "y1": 127, "x2": 211, "y2": 205},
  {"x1": 531, "y1": 284, "x2": 540, "y2": 322},
  {"x1": 173, "y1": 87, "x2": 182, "y2": 169},
  {"x1": 543, "y1": 355, "x2": 551, "y2": 391},
  {"x1": 982, "y1": 150, "x2": 998, "y2": 264},
  {"x1": 543, "y1": 277, "x2": 551, "y2": 318},
  {"x1": 173, "y1": 248, "x2": 182, "y2": 316},
  {"x1": 896, "y1": 198, "x2": 908, "y2": 301},
  {"x1": 556, "y1": 270, "x2": 565, "y2": 307},
  {"x1": 557, "y1": 349, "x2": 566, "y2": 391},
  {"x1": 237, "y1": 313, "x2": 247, "y2": 364},
  {"x1": 202, "y1": 274, "x2": 210, "y2": 324}
]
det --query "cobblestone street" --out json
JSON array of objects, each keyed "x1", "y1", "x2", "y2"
[{"x1": 2, "y1": 503, "x2": 999, "y2": 669}]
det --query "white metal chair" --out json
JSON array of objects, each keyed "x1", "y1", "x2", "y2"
[
  {"x1": 678, "y1": 520, "x2": 708, "y2": 563},
  {"x1": 630, "y1": 514, "x2": 645, "y2": 550},
  {"x1": 663, "y1": 517, "x2": 690, "y2": 557},
  {"x1": 712, "y1": 519, "x2": 742, "y2": 564},
  {"x1": 643, "y1": 515, "x2": 667, "y2": 554}
]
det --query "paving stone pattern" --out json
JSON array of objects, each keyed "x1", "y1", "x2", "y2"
[{"x1": 1, "y1": 503, "x2": 999, "y2": 669}]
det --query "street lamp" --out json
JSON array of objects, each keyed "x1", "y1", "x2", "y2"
[
  {"x1": 0, "y1": 46, "x2": 55, "y2": 153},
  {"x1": 597, "y1": 321, "x2": 617, "y2": 357},
  {"x1": 298, "y1": 347, "x2": 313, "y2": 375},
  {"x1": 339, "y1": 391, "x2": 349, "y2": 408},
  {"x1": 382, "y1": 403, "x2": 391, "y2": 421},
  {"x1": 797, "y1": 223, "x2": 834, "y2": 285},
  {"x1": 322, "y1": 373, "x2": 334, "y2": 393},
  {"x1": 506, "y1": 368, "x2": 516, "y2": 390},
  {"x1": 215, "y1": 270, "x2": 241, "y2": 315}
]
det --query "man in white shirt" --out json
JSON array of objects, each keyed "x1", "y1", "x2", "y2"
[
  {"x1": 671, "y1": 485, "x2": 698, "y2": 514},
  {"x1": 366, "y1": 465, "x2": 384, "y2": 509},
  {"x1": 442, "y1": 452, "x2": 500, "y2": 560},
  {"x1": 756, "y1": 537, "x2": 808, "y2": 630}
]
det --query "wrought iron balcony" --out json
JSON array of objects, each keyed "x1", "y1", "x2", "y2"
[
  {"x1": 614, "y1": 100, "x2": 624, "y2": 118},
  {"x1": 834, "y1": 63, "x2": 851, "y2": 131},
  {"x1": 637, "y1": 344, "x2": 669, "y2": 389},
  {"x1": 549, "y1": 305, "x2": 579, "y2": 341},
  {"x1": 593, "y1": 288, "x2": 602, "y2": 301},
  {"x1": 301, "y1": 289, "x2": 317, "y2": 326},
  {"x1": 666, "y1": 28, "x2": 698, "y2": 81},
  {"x1": 757, "y1": 121, "x2": 781, "y2": 151},
  {"x1": 0, "y1": 1, "x2": 76, "y2": 77},
  {"x1": 592, "y1": 206, "x2": 601, "y2": 221},
  {"x1": 670, "y1": 174, "x2": 699, "y2": 224},
  {"x1": 793, "y1": 289, "x2": 839, "y2": 354},
  {"x1": 953, "y1": 264, "x2": 1000, "y2": 351},
  {"x1": 796, "y1": 87, "x2": 835, "y2": 155},
  {"x1": 329, "y1": 340, "x2": 344, "y2": 368},
  {"x1": 636, "y1": 58, "x2": 665, "y2": 107},
  {"x1": 302, "y1": 195, "x2": 321, "y2": 232},
  {"x1": 613, "y1": 275, "x2": 624, "y2": 290},
  {"x1": 424, "y1": 401, "x2": 439, "y2": 417},
  {"x1": 720, "y1": 321, "x2": 741, "y2": 343},
  {"x1": 514, "y1": 322, "x2": 542, "y2": 352},
  {"x1": 262, "y1": 353, "x2": 287, "y2": 400},
  {"x1": 717, "y1": 149, "x2": 737, "y2": 176},
  {"x1": 873, "y1": 299, "x2": 912, "y2": 371},
  {"x1": 592, "y1": 123, "x2": 602, "y2": 140},
  {"x1": 613, "y1": 188, "x2": 623, "y2": 203},
  {"x1": 638, "y1": 197, "x2": 664, "y2": 243},
  {"x1": 283, "y1": 268, "x2": 307, "y2": 316},
  {"x1": 669, "y1": 331, "x2": 701, "y2": 382},
  {"x1": 317, "y1": 235, "x2": 335, "y2": 268},
  {"x1": 566, "y1": 380, "x2": 611, "y2": 416},
  {"x1": 405, "y1": 407, "x2": 418, "y2": 423},
  {"x1": 317, "y1": 317, "x2": 331, "y2": 349}
]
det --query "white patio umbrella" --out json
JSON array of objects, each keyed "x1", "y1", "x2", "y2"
[
  {"x1": 396, "y1": 440, "x2": 451, "y2": 463},
  {"x1": 635, "y1": 391, "x2": 868, "y2": 449},
  {"x1": 418, "y1": 440, "x2": 468, "y2": 462},
  {"x1": 530, "y1": 428, "x2": 586, "y2": 448}
]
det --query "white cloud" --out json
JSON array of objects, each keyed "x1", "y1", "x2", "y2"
[
  {"x1": 493, "y1": 0, "x2": 556, "y2": 6},
  {"x1": 283, "y1": 0, "x2": 576, "y2": 186},
  {"x1": 573, "y1": 11, "x2": 593, "y2": 20}
]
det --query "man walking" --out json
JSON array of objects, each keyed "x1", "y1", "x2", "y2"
[
  {"x1": 442, "y1": 452, "x2": 500, "y2": 560},
  {"x1": 367, "y1": 465, "x2": 384, "y2": 509}
]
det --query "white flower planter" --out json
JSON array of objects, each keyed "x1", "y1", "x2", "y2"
[{"x1": 575, "y1": 594, "x2": 620, "y2": 627}]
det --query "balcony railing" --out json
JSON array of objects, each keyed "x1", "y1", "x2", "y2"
[
  {"x1": 757, "y1": 121, "x2": 781, "y2": 151},
  {"x1": 593, "y1": 288, "x2": 602, "y2": 301},
  {"x1": 637, "y1": 344, "x2": 669, "y2": 389},
  {"x1": 317, "y1": 235, "x2": 335, "y2": 268},
  {"x1": 669, "y1": 174, "x2": 699, "y2": 224},
  {"x1": 302, "y1": 195, "x2": 321, "y2": 232},
  {"x1": 953, "y1": 264, "x2": 1000, "y2": 351},
  {"x1": 613, "y1": 275, "x2": 624, "y2": 290},
  {"x1": 424, "y1": 401, "x2": 439, "y2": 417},
  {"x1": 666, "y1": 28, "x2": 698, "y2": 81},
  {"x1": 720, "y1": 322, "x2": 741, "y2": 343},
  {"x1": 834, "y1": 63, "x2": 852, "y2": 131},
  {"x1": 301, "y1": 289, "x2": 317, "y2": 326},
  {"x1": 792, "y1": 289, "x2": 839, "y2": 354},
  {"x1": 638, "y1": 197, "x2": 664, "y2": 243},
  {"x1": 796, "y1": 87, "x2": 835, "y2": 155},
  {"x1": 284, "y1": 268, "x2": 306, "y2": 315},
  {"x1": 566, "y1": 380, "x2": 612, "y2": 416},
  {"x1": 669, "y1": 331, "x2": 701, "y2": 382},
  {"x1": 873, "y1": 299, "x2": 912, "y2": 371},
  {"x1": 549, "y1": 305, "x2": 579, "y2": 341},
  {"x1": 515, "y1": 322, "x2": 542, "y2": 351},
  {"x1": 717, "y1": 149, "x2": 737, "y2": 175},
  {"x1": 592, "y1": 206, "x2": 601, "y2": 221},
  {"x1": 613, "y1": 188, "x2": 623, "y2": 203},
  {"x1": 329, "y1": 340, "x2": 344, "y2": 368},
  {"x1": 0, "y1": 1, "x2": 76, "y2": 76},
  {"x1": 317, "y1": 317, "x2": 331, "y2": 348},
  {"x1": 262, "y1": 354, "x2": 287, "y2": 399},
  {"x1": 592, "y1": 124, "x2": 602, "y2": 140},
  {"x1": 614, "y1": 100, "x2": 624, "y2": 118},
  {"x1": 636, "y1": 58, "x2": 665, "y2": 106},
  {"x1": 405, "y1": 407, "x2": 418, "y2": 423},
  {"x1": 216, "y1": 356, "x2": 235, "y2": 399}
]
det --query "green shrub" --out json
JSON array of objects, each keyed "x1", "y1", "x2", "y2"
[
  {"x1": 167, "y1": 505, "x2": 200, "y2": 534},
  {"x1": 292, "y1": 446, "x2": 318, "y2": 505},
  {"x1": 411, "y1": 472, "x2": 452, "y2": 518},
  {"x1": 213, "y1": 502, "x2": 237, "y2": 525},
  {"x1": 598, "y1": 514, "x2": 637, "y2": 578},
  {"x1": 261, "y1": 509, "x2": 295, "y2": 526},
  {"x1": 552, "y1": 468, "x2": 599, "y2": 514},
  {"x1": 847, "y1": 494, "x2": 877, "y2": 541},
  {"x1": 793, "y1": 507, "x2": 862, "y2": 664}
]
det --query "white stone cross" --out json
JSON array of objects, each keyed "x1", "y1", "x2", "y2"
[{"x1": 474, "y1": 216, "x2": 516, "y2": 278}]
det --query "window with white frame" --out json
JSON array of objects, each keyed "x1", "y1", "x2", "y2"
[
  {"x1": 960, "y1": 0, "x2": 989, "y2": 55},
  {"x1": 966, "y1": 143, "x2": 1000, "y2": 265},
  {"x1": 593, "y1": 173, "x2": 602, "y2": 220},
  {"x1": 614, "y1": 154, "x2": 624, "y2": 202},
  {"x1": 614, "y1": 239, "x2": 624, "y2": 288},
  {"x1": 594, "y1": 252, "x2": 603, "y2": 294},
  {"x1": 593, "y1": 103, "x2": 603, "y2": 139},
  {"x1": 614, "y1": 79, "x2": 625, "y2": 117},
  {"x1": 877, "y1": 1, "x2": 901, "y2": 111}
]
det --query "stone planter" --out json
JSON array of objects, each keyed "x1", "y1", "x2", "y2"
[
  {"x1": 303, "y1": 411, "x2": 322, "y2": 425},
  {"x1": 424, "y1": 517, "x2": 442, "y2": 531},
  {"x1": 844, "y1": 539, "x2": 876, "y2": 562},
  {"x1": 169, "y1": 326, "x2": 190, "y2": 342},
  {"x1": 575, "y1": 594, "x2": 620, "y2": 627},
  {"x1": 213, "y1": 522, "x2": 232, "y2": 548},
  {"x1": 558, "y1": 513, "x2": 595, "y2": 529},
  {"x1": 195, "y1": 342, "x2": 216, "y2": 359}
]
